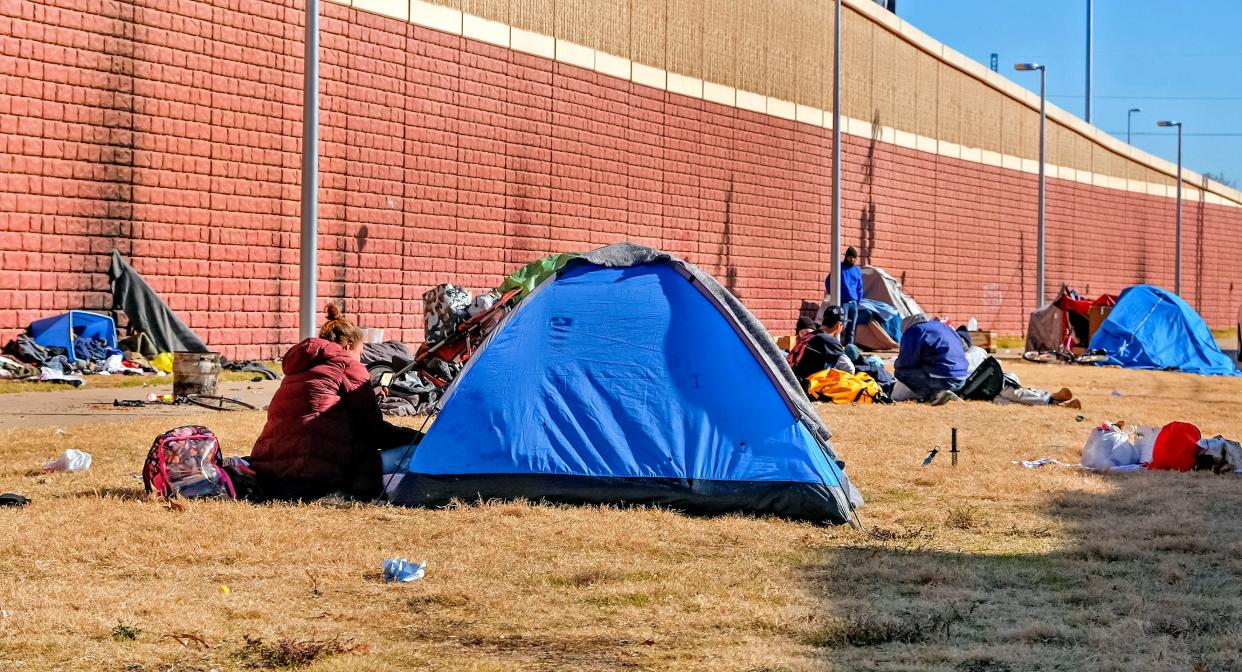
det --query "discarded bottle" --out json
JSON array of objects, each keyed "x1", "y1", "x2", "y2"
[
  {"x1": 147, "y1": 393, "x2": 176, "y2": 403},
  {"x1": 382, "y1": 559, "x2": 426, "y2": 583}
]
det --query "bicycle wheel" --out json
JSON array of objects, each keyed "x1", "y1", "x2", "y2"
[{"x1": 183, "y1": 394, "x2": 258, "y2": 411}]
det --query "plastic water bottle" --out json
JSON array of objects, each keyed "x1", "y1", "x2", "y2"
[
  {"x1": 966, "y1": 317, "x2": 979, "y2": 331},
  {"x1": 382, "y1": 559, "x2": 426, "y2": 583}
]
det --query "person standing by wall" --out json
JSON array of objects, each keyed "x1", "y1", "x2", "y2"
[{"x1": 817, "y1": 247, "x2": 865, "y2": 346}]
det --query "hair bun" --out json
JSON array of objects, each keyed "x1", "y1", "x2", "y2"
[{"x1": 325, "y1": 303, "x2": 342, "y2": 320}]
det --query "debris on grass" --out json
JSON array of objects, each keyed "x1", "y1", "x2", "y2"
[
  {"x1": 165, "y1": 631, "x2": 211, "y2": 649},
  {"x1": 803, "y1": 610, "x2": 947, "y2": 647},
  {"x1": 234, "y1": 634, "x2": 368, "y2": 668},
  {"x1": 945, "y1": 505, "x2": 980, "y2": 530},
  {"x1": 111, "y1": 622, "x2": 142, "y2": 642}
]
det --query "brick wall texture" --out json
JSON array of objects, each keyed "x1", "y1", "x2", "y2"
[{"x1": 2, "y1": 0, "x2": 1240, "y2": 359}]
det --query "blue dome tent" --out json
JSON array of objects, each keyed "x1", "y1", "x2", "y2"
[
  {"x1": 386, "y1": 243, "x2": 861, "y2": 525},
  {"x1": 1090, "y1": 285, "x2": 1238, "y2": 377}
]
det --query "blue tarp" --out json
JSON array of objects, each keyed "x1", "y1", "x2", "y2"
[
  {"x1": 1089, "y1": 285, "x2": 1238, "y2": 376},
  {"x1": 388, "y1": 249, "x2": 856, "y2": 523},
  {"x1": 857, "y1": 298, "x2": 902, "y2": 341}
]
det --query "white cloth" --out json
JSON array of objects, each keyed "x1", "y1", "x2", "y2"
[
  {"x1": 963, "y1": 345, "x2": 988, "y2": 374},
  {"x1": 995, "y1": 386, "x2": 1052, "y2": 406}
]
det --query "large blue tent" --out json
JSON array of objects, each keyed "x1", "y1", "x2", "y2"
[
  {"x1": 1090, "y1": 285, "x2": 1238, "y2": 376},
  {"x1": 386, "y1": 243, "x2": 861, "y2": 524}
]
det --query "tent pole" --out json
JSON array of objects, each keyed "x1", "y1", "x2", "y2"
[{"x1": 299, "y1": 0, "x2": 321, "y2": 340}]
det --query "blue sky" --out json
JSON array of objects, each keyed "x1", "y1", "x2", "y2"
[{"x1": 899, "y1": 0, "x2": 1242, "y2": 186}]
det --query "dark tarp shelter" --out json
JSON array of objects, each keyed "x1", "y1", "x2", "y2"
[{"x1": 108, "y1": 251, "x2": 208, "y2": 353}]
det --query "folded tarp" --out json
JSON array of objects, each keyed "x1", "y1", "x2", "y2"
[{"x1": 108, "y1": 251, "x2": 208, "y2": 353}]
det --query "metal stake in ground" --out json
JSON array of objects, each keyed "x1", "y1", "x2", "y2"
[{"x1": 951, "y1": 426, "x2": 958, "y2": 467}]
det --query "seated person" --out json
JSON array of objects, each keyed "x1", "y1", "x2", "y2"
[
  {"x1": 892, "y1": 314, "x2": 968, "y2": 404},
  {"x1": 789, "y1": 307, "x2": 854, "y2": 395},
  {"x1": 955, "y1": 327, "x2": 1080, "y2": 409},
  {"x1": 249, "y1": 304, "x2": 422, "y2": 502}
]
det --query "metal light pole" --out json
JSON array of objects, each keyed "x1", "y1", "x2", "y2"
[
  {"x1": 1126, "y1": 107, "x2": 1142, "y2": 144},
  {"x1": 1157, "y1": 120, "x2": 1183, "y2": 295},
  {"x1": 1085, "y1": 0, "x2": 1093, "y2": 123},
  {"x1": 829, "y1": 0, "x2": 842, "y2": 306},
  {"x1": 299, "y1": 0, "x2": 321, "y2": 339},
  {"x1": 1016, "y1": 63, "x2": 1047, "y2": 307}
]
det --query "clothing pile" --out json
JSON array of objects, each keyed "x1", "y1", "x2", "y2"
[
  {"x1": 2, "y1": 331, "x2": 164, "y2": 386},
  {"x1": 362, "y1": 340, "x2": 440, "y2": 417}
]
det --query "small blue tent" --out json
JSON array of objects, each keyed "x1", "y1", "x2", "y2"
[
  {"x1": 1089, "y1": 285, "x2": 1238, "y2": 376},
  {"x1": 387, "y1": 243, "x2": 861, "y2": 524}
]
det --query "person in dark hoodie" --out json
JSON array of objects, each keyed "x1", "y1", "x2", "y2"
[
  {"x1": 893, "y1": 313, "x2": 969, "y2": 405},
  {"x1": 249, "y1": 304, "x2": 421, "y2": 501},
  {"x1": 789, "y1": 306, "x2": 854, "y2": 397}
]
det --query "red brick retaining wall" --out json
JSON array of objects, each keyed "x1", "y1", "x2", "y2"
[{"x1": 2, "y1": 0, "x2": 1239, "y2": 359}]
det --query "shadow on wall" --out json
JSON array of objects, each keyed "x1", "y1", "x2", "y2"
[
  {"x1": 721, "y1": 176, "x2": 738, "y2": 294},
  {"x1": 803, "y1": 471, "x2": 1242, "y2": 670},
  {"x1": 859, "y1": 111, "x2": 882, "y2": 264}
]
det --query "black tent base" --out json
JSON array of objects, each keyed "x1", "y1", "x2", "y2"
[{"x1": 388, "y1": 473, "x2": 849, "y2": 525}]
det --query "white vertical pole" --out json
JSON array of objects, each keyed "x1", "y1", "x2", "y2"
[
  {"x1": 1037, "y1": 67, "x2": 1047, "y2": 307},
  {"x1": 830, "y1": 0, "x2": 842, "y2": 306},
  {"x1": 299, "y1": 0, "x2": 321, "y2": 340},
  {"x1": 1174, "y1": 124, "x2": 1183, "y2": 295},
  {"x1": 1085, "y1": 0, "x2": 1093, "y2": 123}
]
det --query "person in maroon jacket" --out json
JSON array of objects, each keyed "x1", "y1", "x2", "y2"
[{"x1": 249, "y1": 304, "x2": 420, "y2": 501}]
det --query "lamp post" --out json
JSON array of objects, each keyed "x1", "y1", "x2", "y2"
[
  {"x1": 1157, "y1": 120, "x2": 1183, "y2": 295},
  {"x1": 829, "y1": 0, "x2": 842, "y2": 306},
  {"x1": 1126, "y1": 108, "x2": 1142, "y2": 145},
  {"x1": 299, "y1": 0, "x2": 321, "y2": 339},
  {"x1": 1015, "y1": 63, "x2": 1047, "y2": 307},
  {"x1": 1085, "y1": 0, "x2": 1093, "y2": 123}
]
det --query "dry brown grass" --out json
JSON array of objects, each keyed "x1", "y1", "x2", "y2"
[
  {"x1": 0, "y1": 367, "x2": 278, "y2": 395},
  {"x1": 1, "y1": 361, "x2": 1241, "y2": 671}
]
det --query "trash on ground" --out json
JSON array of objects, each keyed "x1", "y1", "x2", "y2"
[
  {"x1": 43, "y1": 449, "x2": 92, "y2": 473},
  {"x1": 1076, "y1": 420, "x2": 1240, "y2": 474},
  {"x1": 382, "y1": 559, "x2": 426, "y2": 583},
  {"x1": 0, "y1": 493, "x2": 31, "y2": 507},
  {"x1": 1015, "y1": 458, "x2": 1066, "y2": 469}
]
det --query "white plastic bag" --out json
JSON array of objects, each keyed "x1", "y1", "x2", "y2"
[
  {"x1": 43, "y1": 448, "x2": 92, "y2": 473},
  {"x1": 1082, "y1": 423, "x2": 1138, "y2": 470},
  {"x1": 1133, "y1": 425, "x2": 1161, "y2": 465}
]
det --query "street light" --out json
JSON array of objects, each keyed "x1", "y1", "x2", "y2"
[
  {"x1": 1157, "y1": 120, "x2": 1183, "y2": 295},
  {"x1": 1015, "y1": 63, "x2": 1047, "y2": 307},
  {"x1": 1127, "y1": 108, "x2": 1142, "y2": 144},
  {"x1": 299, "y1": 0, "x2": 321, "y2": 339},
  {"x1": 1085, "y1": 0, "x2": 1093, "y2": 123},
  {"x1": 829, "y1": 0, "x2": 842, "y2": 306}
]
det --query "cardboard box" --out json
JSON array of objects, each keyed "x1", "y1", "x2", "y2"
[
  {"x1": 775, "y1": 334, "x2": 796, "y2": 351},
  {"x1": 968, "y1": 330, "x2": 997, "y2": 353},
  {"x1": 1088, "y1": 305, "x2": 1113, "y2": 342}
]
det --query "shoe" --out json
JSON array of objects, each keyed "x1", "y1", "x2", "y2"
[
  {"x1": 1050, "y1": 388, "x2": 1073, "y2": 403},
  {"x1": 930, "y1": 390, "x2": 962, "y2": 406},
  {"x1": 1060, "y1": 399, "x2": 1082, "y2": 410}
]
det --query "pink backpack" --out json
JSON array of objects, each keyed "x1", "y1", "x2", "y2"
[{"x1": 143, "y1": 425, "x2": 236, "y2": 500}]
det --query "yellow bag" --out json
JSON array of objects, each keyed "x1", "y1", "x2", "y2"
[
  {"x1": 806, "y1": 369, "x2": 882, "y2": 404},
  {"x1": 151, "y1": 352, "x2": 175, "y2": 374}
]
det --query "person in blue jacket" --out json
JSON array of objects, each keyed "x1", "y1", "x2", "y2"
[
  {"x1": 818, "y1": 247, "x2": 865, "y2": 346},
  {"x1": 893, "y1": 314, "x2": 969, "y2": 404}
]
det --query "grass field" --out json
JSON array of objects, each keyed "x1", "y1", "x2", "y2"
[
  {"x1": 0, "y1": 366, "x2": 280, "y2": 395},
  {"x1": 1, "y1": 361, "x2": 1241, "y2": 671}
]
